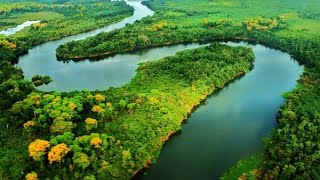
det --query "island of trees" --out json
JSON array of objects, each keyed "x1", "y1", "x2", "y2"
[{"x1": 1, "y1": 0, "x2": 320, "y2": 179}]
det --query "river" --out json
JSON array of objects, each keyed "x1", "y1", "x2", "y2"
[
  {"x1": 17, "y1": 0, "x2": 154, "y2": 92},
  {"x1": 16, "y1": 1, "x2": 304, "y2": 179},
  {"x1": 0, "y1": 20, "x2": 40, "y2": 36},
  {"x1": 133, "y1": 42, "x2": 303, "y2": 179}
]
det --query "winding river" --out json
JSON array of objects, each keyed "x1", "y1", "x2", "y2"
[
  {"x1": 16, "y1": 1, "x2": 303, "y2": 179},
  {"x1": 134, "y1": 42, "x2": 303, "y2": 179},
  {"x1": 0, "y1": 20, "x2": 40, "y2": 36},
  {"x1": 17, "y1": 0, "x2": 155, "y2": 92}
]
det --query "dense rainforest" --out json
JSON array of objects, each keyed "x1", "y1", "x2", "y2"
[
  {"x1": 57, "y1": 0, "x2": 320, "y2": 179},
  {"x1": 0, "y1": 0, "x2": 133, "y2": 179},
  {"x1": 1, "y1": 0, "x2": 320, "y2": 179},
  {"x1": 0, "y1": 0, "x2": 133, "y2": 63},
  {"x1": 3, "y1": 43, "x2": 254, "y2": 179}
]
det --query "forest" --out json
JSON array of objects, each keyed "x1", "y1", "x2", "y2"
[
  {"x1": 1, "y1": 43, "x2": 254, "y2": 179},
  {"x1": 57, "y1": 1, "x2": 320, "y2": 178},
  {"x1": 0, "y1": 0, "x2": 133, "y2": 62},
  {"x1": 1, "y1": 0, "x2": 320, "y2": 179}
]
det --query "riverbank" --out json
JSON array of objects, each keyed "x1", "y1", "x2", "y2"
[
  {"x1": 18, "y1": 43, "x2": 204, "y2": 92},
  {"x1": 221, "y1": 154, "x2": 264, "y2": 180},
  {"x1": 133, "y1": 42, "x2": 303, "y2": 180},
  {"x1": 0, "y1": 1, "x2": 134, "y2": 64},
  {"x1": 0, "y1": 20, "x2": 40, "y2": 36},
  {"x1": 5, "y1": 43, "x2": 254, "y2": 179},
  {"x1": 1, "y1": 0, "x2": 320, "y2": 179},
  {"x1": 55, "y1": 0, "x2": 320, "y2": 178}
]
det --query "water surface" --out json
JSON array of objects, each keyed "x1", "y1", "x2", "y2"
[
  {"x1": 0, "y1": 20, "x2": 40, "y2": 36},
  {"x1": 18, "y1": 43, "x2": 203, "y2": 91},
  {"x1": 134, "y1": 42, "x2": 303, "y2": 180},
  {"x1": 15, "y1": 1, "x2": 304, "y2": 180},
  {"x1": 17, "y1": 0, "x2": 155, "y2": 92}
]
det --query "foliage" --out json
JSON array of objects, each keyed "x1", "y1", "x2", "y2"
[
  {"x1": 55, "y1": 0, "x2": 320, "y2": 178},
  {"x1": 0, "y1": 61, "x2": 34, "y2": 112},
  {"x1": 26, "y1": 171, "x2": 38, "y2": 180},
  {"x1": 0, "y1": 0, "x2": 133, "y2": 61},
  {"x1": 1, "y1": 43, "x2": 253, "y2": 179},
  {"x1": 48, "y1": 143, "x2": 69, "y2": 164},
  {"x1": 221, "y1": 154, "x2": 264, "y2": 180},
  {"x1": 1, "y1": 0, "x2": 320, "y2": 179},
  {"x1": 31, "y1": 74, "x2": 52, "y2": 86},
  {"x1": 0, "y1": 1, "x2": 134, "y2": 179},
  {"x1": 28, "y1": 139, "x2": 50, "y2": 161}
]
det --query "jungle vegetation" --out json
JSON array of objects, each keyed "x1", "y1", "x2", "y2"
[
  {"x1": 0, "y1": 0, "x2": 133, "y2": 61},
  {"x1": 31, "y1": 74, "x2": 52, "y2": 86},
  {"x1": 57, "y1": 0, "x2": 320, "y2": 179},
  {"x1": 1, "y1": 43, "x2": 254, "y2": 179},
  {"x1": 0, "y1": 0, "x2": 320, "y2": 179}
]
